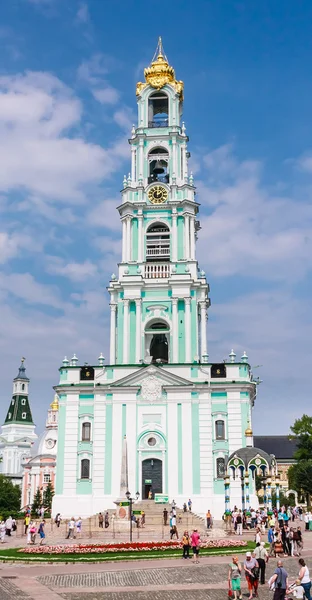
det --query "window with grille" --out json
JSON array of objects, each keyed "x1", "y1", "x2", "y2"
[
  {"x1": 216, "y1": 457, "x2": 225, "y2": 478},
  {"x1": 43, "y1": 473, "x2": 51, "y2": 483},
  {"x1": 215, "y1": 420, "x2": 225, "y2": 440},
  {"x1": 82, "y1": 422, "x2": 91, "y2": 442},
  {"x1": 81, "y1": 458, "x2": 90, "y2": 479}
]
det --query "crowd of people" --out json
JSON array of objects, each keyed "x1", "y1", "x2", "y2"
[{"x1": 228, "y1": 554, "x2": 311, "y2": 600}]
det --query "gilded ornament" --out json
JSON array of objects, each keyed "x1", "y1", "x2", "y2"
[{"x1": 136, "y1": 37, "x2": 184, "y2": 99}]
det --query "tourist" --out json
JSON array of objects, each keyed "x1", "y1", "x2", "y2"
[
  {"x1": 243, "y1": 551, "x2": 259, "y2": 600},
  {"x1": 26, "y1": 522, "x2": 32, "y2": 545},
  {"x1": 255, "y1": 526, "x2": 262, "y2": 545},
  {"x1": 5, "y1": 516, "x2": 12, "y2": 537},
  {"x1": 254, "y1": 542, "x2": 268, "y2": 585},
  {"x1": 268, "y1": 524, "x2": 275, "y2": 556},
  {"x1": 66, "y1": 517, "x2": 75, "y2": 539},
  {"x1": 274, "y1": 528, "x2": 284, "y2": 557},
  {"x1": 170, "y1": 514, "x2": 178, "y2": 539},
  {"x1": 251, "y1": 509, "x2": 257, "y2": 529},
  {"x1": 298, "y1": 558, "x2": 311, "y2": 600},
  {"x1": 281, "y1": 525, "x2": 291, "y2": 556},
  {"x1": 0, "y1": 521, "x2": 5, "y2": 543},
  {"x1": 141, "y1": 511, "x2": 145, "y2": 527},
  {"x1": 270, "y1": 559, "x2": 288, "y2": 600},
  {"x1": 163, "y1": 507, "x2": 168, "y2": 525},
  {"x1": 30, "y1": 522, "x2": 37, "y2": 544},
  {"x1": 40, "y1": 506, "x2": 45, "y2": 519},
  {"x1": 309, "y1": 512, "x2": 312, "y2": 532},
  {"x1": 206, "y1": 509, "x2": 212, "y2": 529},
  {"x1": 75, "y1": 517, "x2": 82, "y2": 538},
  {"x1": 38, "y1": 519, "x2": 45, "y2": 546},
  {"x1": 98, "y1": 512, "x2": 104, "y2": 528},
  {"x1": 105, "y1": 511, "x2": 110, "y2": 528},
  {"x1": 183, "y1": 502, "x2": 187, "y2": 512},
  {"x1": 278, "y1": 510, "x2": 284, "y2": 529},
  {"x1": 236, "y1": 511, "x2": 243, "y2": 536},
  {"x1": 304, "y1": 512, "x2": 309, "y2": 531},
  {"x1": 228, "y1": 555, "x2": 242, "y2": 600},
  {"x1": 299, "y1": 507, "x2": 303, "y2": 521},
  {"x1": 182, "y1": 530, "x2": 190, "y2": 559},
  {"x1": 296, "y1": 527, "x2": 303, "y2": 555},
  {"x1": 188, "y1": 498, "x2": 192, "y2": 512},
  {"x1": 24, "y1": 513, "x2": 30, "y2": 535},
  {"x1": 190, "y1": 529, "x2": 200, "y2": 563},
  {"x1": 55, "y1": 513, "x2": 61, "y2": 528}
]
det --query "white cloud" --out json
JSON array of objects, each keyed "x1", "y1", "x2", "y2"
[
  {"x1": 76, "y1": 2, "x2": 90, "y2": 24},
  {"x1": 0, "y1": 71, "x2": 123, "y2": 202},
  {"x1": 0, "y1": 273, "x2": 61, "y2": 307},
  {"x1": 87, "y1": 198, "x2": 121, "y2": 230},
  {"x1": 93, "y1": 87, "x2": 119, "y2": 105},
  {"x1": 46, "y1": 258, "x2": 98, "y2": 282},
  {"x1": 113, "y1": 107, "x2": 134, "y2": 131}
]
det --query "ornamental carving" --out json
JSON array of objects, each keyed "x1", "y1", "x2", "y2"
[{"x1": 140, "y1": 375, "x2": 162, "y2": 404}]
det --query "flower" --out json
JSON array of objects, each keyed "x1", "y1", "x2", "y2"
[{"x1": 18, "y1": 539, "x2": 247, "y2": 555}]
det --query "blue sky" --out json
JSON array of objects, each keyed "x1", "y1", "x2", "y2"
[{"x1": 0, "y1": 0, "x2": 311, "y2": 434}]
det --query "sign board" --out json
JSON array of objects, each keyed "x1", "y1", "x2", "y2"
[
  {"x1": 119, "y1": 501, "x2": 130, "y2": 507},
  {"x1": 144, "y1": 479, "x2": 152, "y2": 484},
  {"x1": 133, "y1": 510, "x2": 142, "y2": 515},
  {"x1": 154, "y1": 493, "x2": 169, "y2": 504}
]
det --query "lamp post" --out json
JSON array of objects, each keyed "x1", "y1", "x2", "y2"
[{"x1": 126, "y1": 490, "x2": 140, "y2": 542}]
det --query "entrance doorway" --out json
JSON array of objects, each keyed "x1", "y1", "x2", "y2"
[{"x1": 142, "y1": 458, "x2": 162, "y2": 499}]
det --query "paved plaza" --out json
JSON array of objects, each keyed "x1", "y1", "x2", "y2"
[{"x1": 0, "y1": 549, "x2": 312, "y2": 600}]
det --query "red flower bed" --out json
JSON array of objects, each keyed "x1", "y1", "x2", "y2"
[{"x1": 19, "y1": 539, "x2": 247, "y2": 555}]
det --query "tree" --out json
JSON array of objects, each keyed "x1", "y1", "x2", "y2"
[
  {"x1": 290, "y1": 414, "x2": 312, "y2": 460},
  {"x1": 31, "y1": 487, "x2": 42, "y2": 515},
  {"x1": 0, "y1": 474, "x2": 21, "y2": 516},
  {"x1": 288, "y1": 460, "x2": 312, "y2": 504},
  {"x1": 43, "y1": 482, "x2": 54, "y2": 510}
]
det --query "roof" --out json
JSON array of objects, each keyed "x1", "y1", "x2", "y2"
[
  {"x1": 227, "y1": 446, "x2": 275, "y2": 469},
  {"x1": 13, "y1": 360, "x2": 29, "y2": 382},
  {"x1": 254, "y1": 436, "x2": 298, "y2": 460}
]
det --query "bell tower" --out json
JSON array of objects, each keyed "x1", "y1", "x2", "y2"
[{"x1": 108, "y1": 38, "x2": 210, "y2": 366}]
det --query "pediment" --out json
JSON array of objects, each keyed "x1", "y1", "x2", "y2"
[{"x1": 111, "y1": 365, "x2": 191, "y2": 389}]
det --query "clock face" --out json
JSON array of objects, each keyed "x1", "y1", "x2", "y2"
[
  {"x1": 45, "y1": 438, "x2": 55, "y2": 450},
  {"x1": 148, "y1": 185, "x2": 168, "y2": 204}
]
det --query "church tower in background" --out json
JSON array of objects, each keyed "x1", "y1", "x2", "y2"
[{"x1": 52, "y1": 40, "x2": 257, "y2": 518}]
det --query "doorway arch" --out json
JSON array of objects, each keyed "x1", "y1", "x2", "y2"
[{"x1": 141, "y1": 457, "x2": 163, "y2": 499}]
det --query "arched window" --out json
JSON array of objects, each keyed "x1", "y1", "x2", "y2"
[
  {"x1": 82, "y1": 422, "x2": 91, "y2": 442},
  {"x1": 145, "y1": 320, "x2": 169, "y2": 364},
  {"x1": 216, "y1": 457, "x2": 225, "y2": 478},
  {"x1": 215, "y1": 420, "x2": 225, "y2": 440},
  {"x1": 148, "y1": 147, "x2": 169, "y2": 184},
  {"x1": 22, "y1": 384, "x2": 25, "y2": 391},
  {"x1": 81, "y1": 458, "x2": 90, "y2": 479},
  {"x1": 148, "y1": 92, "x2": 168, "y2": 128},
  {"x1": 146, "y1": 223, "x2": 170, "y2": 263}
]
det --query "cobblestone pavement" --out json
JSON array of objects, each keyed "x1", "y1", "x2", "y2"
[
  {"x1": 38, "y1": 559, "x2": 309, "y2": 590},
  {"x1": 0, "y1": 578, "x2": 30, "y2": 600},
  {"x1": 60, "y1": 592, "x2": 273, "y2": 600}
]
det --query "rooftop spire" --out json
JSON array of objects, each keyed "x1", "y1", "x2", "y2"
[
  {"x1": 151, "y1": 36, "x2": 168, "y2": 63},
  {"x1": 14, "y1": 357, "x2": 29, "y2": 381}
]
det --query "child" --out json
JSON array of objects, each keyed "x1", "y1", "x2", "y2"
[{"x1": 228, "y1": 556, "x2": 242, "y2": 600}]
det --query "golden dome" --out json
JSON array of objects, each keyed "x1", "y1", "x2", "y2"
[
  {"x1": 50, "y1": 394, "x2": 59, "y2": 411},
  {"x1": 245, "y1": 422, "x2": 253, "y2": 437},
  {"x1": 136, "y1": 37, "x2": 184, "y2": 99}
]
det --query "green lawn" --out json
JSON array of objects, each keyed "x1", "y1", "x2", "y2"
[{"x1": 0, "y1": 542, "x2": 255, "y2": 563}]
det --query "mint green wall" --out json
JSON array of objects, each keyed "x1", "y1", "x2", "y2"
[
  {"x1": 106, "y1": 368, "x2": 114, "y2": 379},
  {"x1": 129, "y1": 302, "x2": 136, "y2": 363},
  {"x1": 191, "y1": 298, "x2": 197, "y2": 359},
  {"x1": 122, "y1": 403, "x2": 127, "y2": 438},
  {"x1": 59, "y1": 369, "x2": 68, "y2": 381},
  {"x1": 211, "y1": 392, "x2": 227, "y2": 399},
  {"x1": 239, "y1": 365, "x2": 249, "y2": 377},
  {"x1": 213, "y1": 478, "x2": 225, "y2": 494},
  {"x1": 211, "y1": 402, "x2": 227, "y2": 413},
  {"x1": 76, "y1": 479, "x2": 92, "y2": 495},
  {"x1": 191, "y1": 400, "x2": 200, "y2": 494},
  {"x1": 177, "y1": 216, "x2": 184, "y2": 259},
  {"x1": 104, "y1": 401, "x2": 113, "y2": 494},
  {"x1": 178, "y1": 300, "x2": 185, "y2": 362},
  {"x1": 117, "y1": 302, "x2": 124, "y2": 364},
  {"x1": 177, "y1": 403, "x2": 183, "y2": 494},
  {"x1": 191, "y1": 367, "x2": 198, "y2": 378},
  {"x1": 240, "y1": 392, "x2": 249, "y2": 399},
  {"x1": 132, "y1": 218, "x2": 138, "y2": 261},
  {"x1": 55, "y1": 396, "x2": 66, "y2": 494}
]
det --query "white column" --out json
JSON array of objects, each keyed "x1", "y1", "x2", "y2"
[
  {"x1": 122, "y1": 219, "x2": 126, "y2": 262},
  {"x1": 123, "y1": 299, "x2": 130, "y2": 364},
  {"x1": 135, "y1": 299, "x2": 142, "y2": 363},
  {"x1": 109, "y1": 303, "x2": 117, "y2": 364},
  {"x1": 172, "y1": 138, "x2": 176, "y2": 182},
  {"x1": 185, "y1": 297, "x2": 191, "y2": 362},
  {"x1": 131, "y1": 147, "x2": 136, "y2": 183},
  {"x1": 183, "y1": 142, "x2": 188, "y2": 182},
  {"x1": 200, "y1": 301, "x2": 208, "y2": 359},
  {"x1": 190, "y1": 216, "x2": 195, "y2": 260},
  {"x1": 138, "y1": 215, "x2": 143, "y2": 262},
  {"x1": 139, "y1": 139, "x2": 144, "y2": 182},
  {"x1": 172, "y1": 212, "x2": 177, "y2": 262},
  {"x1": 184, "y1": 214, "x2": 190, "y2": 259},
  {"x1": 172, "y1": 298, "x2": 178, "y2": 362},
  {"x1": 126, "y1": 217, "x2": 131, "y2": 261}
]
